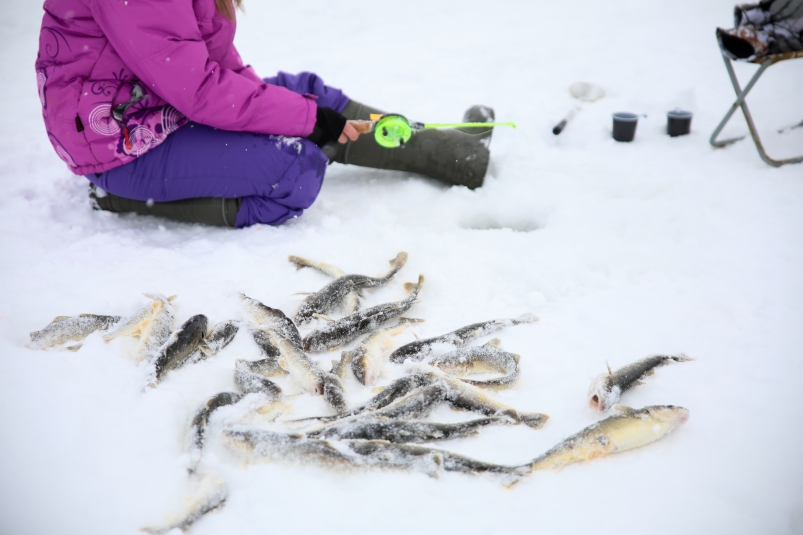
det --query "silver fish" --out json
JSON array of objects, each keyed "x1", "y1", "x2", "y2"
[
  {"x1": 187, "y1": 392, "x2": 243, "y2": 473},
  {"x1": 251, "y1": 328, "x2": 281, "y2": 360},
  {"x1": 148, "y1": 315, "x2": 208, "y2": 386},
  {"x1": 240, "y1": 294, "x2": 302, "y2": 349},
  {"x1": 302, "y1": 275, "x2": 424, "y2": 353},
  {"x1": 223, "y1": 428, "x2": 358, "y2": 469},
  {"x1": 345, "y1": 440, "x2": 531, "y2": 487},
  {"x1": 141, "y1": 474, "x2": 227, "y2": 535},
  {"x1": 289, "y1": 370, "x2": 444, "y2": 424},
  {"x1": 265, "y1": 329, "x2": 326, "y2": 395},
  {"x1": 530, "y1": 405, "x2": 690, "y2": 471},
  {"x1": 389, "y1": 313, "x2": 537, "y2": 363},
  {"x1": 234, "y1": 369, "x2": 282, "y2": 399},
  {"x1": 322, "y1": 372, "x2": 349, "y2": 415},
  {"x1": 223, "y1": 427, "x2": 526, "y2": 485},
  {"x1": 291, "y1": 252, "x2": 409, "y2": 324},
  {"x1": 349, "y1": 318, "x2": 425, "y2": 386},
  {"x1": 104, "y1": 293, "x2": 175, "y2": 362},
  {"x1": 309, "y1": 416, "x2": 507, "y2": 443},
  {"x1": 197, "y1": 320, "x2": 239, "y2": 360},
  {"x1": 235, "y1": 356, "x2": 287, "y2": 378},
  {"x1": 431, "y1": 338, "x2": 520, "y2": 388},
  {"x1": 435, "y1": 371, "x2": 549, "y2": 429},
  {"x1": 27, "y1": 314, "x2": 121, "y2": 350},
  {"x1": 588, "y1": 354, "x2": 693, "y2": 411}
]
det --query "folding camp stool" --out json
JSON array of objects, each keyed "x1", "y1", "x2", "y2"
[{"x1": 710, "y1": 49, "x2": 803, "y2": 167}]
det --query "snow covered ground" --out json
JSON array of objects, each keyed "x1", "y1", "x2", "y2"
[{"x1": 1, "y1": 0, "x2": 803, "y2": 533}]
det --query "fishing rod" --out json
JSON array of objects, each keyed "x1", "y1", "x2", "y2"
[{"x1": 351, "y1": 114, "x2": 517, "y2": 148}]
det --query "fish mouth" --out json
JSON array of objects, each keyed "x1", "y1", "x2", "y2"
[{"x1": 588, "y1": 394, "x2": 602, "y2": 411}]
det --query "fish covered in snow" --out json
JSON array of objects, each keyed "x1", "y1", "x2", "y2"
[
  {"x1": 187, "y1": 392, "x2": 243, "y2": 473},
  {"x1": 103, "y1": 293, "x2": 175, "y2": 362},
  {"x1": 234, "y1": 368, "x2": 282, "y2": 399},
  {"x1": 588, "y1": 354, "x2": 693, "y2": 411},
  {"x1": 27, "y1": 314, "x2": 121, "y2": 351},
  {"x1": 290, "y1": 252, "x2": 409, "y2": 324},
  {"x1": 308, "y1": 416, "x2": 507, "y2": 443},
  {"x1": 264, "y1": 328, "x2": 326, "y2": 395},
  {"x1": 389, "y1": 314, "x2": 537, "y2": 363},
  {"x1": 223, "y1": 427, "x2": 529, "y2": 486},
  {"x1": 148, "y1": 314, "x2": 208, "y2": 386},
  {"x1": 529, "y1": 405, "x2": 690, "y2": 471},
  {"x1": 345, "y1": 439, "x2": 531, "y2": 486},
  {"x1": 430, "y1": 338, "x2": 520, "y2": 388},
  {"x1": 223, "y1": 427, "x2": 358, "y2": 469},
  {"x1": 349, "y1": 318, "x2": 425, "y2": 386},
  {"x1": 141, "y1": 474, "x2": 227, "y2": 534},
  {"x1": 302, "y1": 275, "x2": 424, "y2": 353},
  {"x1": 197, "y1": 320, "x2": 239, "y2": 360},
  {"x1": 240, "y1": 294, "x2": 302, "y2": 349},
  {"x1": 434, "y1": 370, "x2": 549, "y2": 429}
]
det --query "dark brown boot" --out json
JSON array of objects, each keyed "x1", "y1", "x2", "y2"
[
  {"x1": 90, "y1": 184, "x2": 241, "y2": 227},
  {"x1": 332, "y1": 101, "x2": 492, "y2": 189}
]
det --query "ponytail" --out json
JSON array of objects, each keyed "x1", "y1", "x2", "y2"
[{"x1": 215, "y1": 0, "x2": 242, "y2": 21}]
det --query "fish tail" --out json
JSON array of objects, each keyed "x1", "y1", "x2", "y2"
[
  {"x1": 403, "y1": 275, "x2": 425, "y2": 296},
  {"x1": 512, "y1": 313, "x2": 539, "y2": 324},
  {"x1": 519, "y1": 412, "x2": 550, "y2": 430}
]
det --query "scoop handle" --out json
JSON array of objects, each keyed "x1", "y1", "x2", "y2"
[{"x1": 552, "y1": 119, "x2": 568, "y2": 135}]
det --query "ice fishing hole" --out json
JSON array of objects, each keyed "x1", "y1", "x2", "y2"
[{"x1": 461, "y1": 215, "x2": 541, "y2": 232}]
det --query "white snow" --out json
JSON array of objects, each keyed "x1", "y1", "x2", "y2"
[{"x1": 1, "y1": 0, "x2": 803, "y2": 534}]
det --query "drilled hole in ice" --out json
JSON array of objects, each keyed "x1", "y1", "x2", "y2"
[{"x1": 461, "y1": 216, "x2": 540, "y2": 232}]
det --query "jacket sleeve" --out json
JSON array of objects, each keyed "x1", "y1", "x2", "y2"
[
  {"x1": 218, "y1": 43, "x2": 262, "y2": 85},
  {"x1": 90, "y1": 0, "x2": 316, "y2": 137}
]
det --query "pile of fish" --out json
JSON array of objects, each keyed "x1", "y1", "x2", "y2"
[{"x1": 26, "y1": 252, "x2": 693, "y2": 534}]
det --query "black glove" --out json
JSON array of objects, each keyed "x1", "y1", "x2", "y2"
[{"x1": 307, "y1": 106, "x2": 348, "y2": 148}]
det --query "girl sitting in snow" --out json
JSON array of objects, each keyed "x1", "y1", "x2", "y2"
[{"x1": 35, "y1": 0, "x2": 493, "y2": 227}]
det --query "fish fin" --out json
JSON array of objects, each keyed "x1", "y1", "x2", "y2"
[
  {"x1": 292, "y1": 292, "x2": 311, "y2": 296},
  {"x1": 49, "y1": 316, "x2": 71, "y2": 325},
  {"x1": 313, "y1": 313, "x2": 337, "y2": 323},
  {"x1": 403, "y1": 275, "x2": 425, "y2": 294},
  {"x1": 390, "y1": 252, "x2": 408, "y2": 268},
  {"x1": 166, "y1": 295, "x2": 178, "y2": 303},
  {"x1": 511, "y1": 353, "x2": 521, "y2": 365},
  {"x1": 64, "y1": 344, "x2": 82, "y2": 352},
  {"x1": 483, "y1": 338, "x2": 502, "y2": 348},
  {"x1": 398, "y1": 317, "x2": 426, "y2": 326},
  {"x1": 611, "y1": 404, "x2": 637, "y2": 416},
  {"x1": 520, "y1": 412, "x2": 549, "y2": 429},
  {"x1": 605, "y1": 360, "x2": 614, "y2": 377},
  {"x1": 512, "y1": 313, "x2": 538, "y2": 324}
]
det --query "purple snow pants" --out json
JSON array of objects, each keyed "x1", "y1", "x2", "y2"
[{"x1": 88, "y1": 72, "x2": 350, "y2": 227}]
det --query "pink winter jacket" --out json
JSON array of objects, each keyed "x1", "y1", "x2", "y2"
[{"x1": 35, "y1": 0, "x2": 318, "y2": 176}]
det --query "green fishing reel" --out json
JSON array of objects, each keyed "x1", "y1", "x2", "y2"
[
  {"x1": 370, "y1": 113, "x2": 517, "y2": 149},
  {"x1": 374, "y1": 114, "x2": 419, "y2": 148}
]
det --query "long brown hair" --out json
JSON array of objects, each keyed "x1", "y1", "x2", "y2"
[{"x1": 215, "y1": 0, "x2": 242, "y2": 20}]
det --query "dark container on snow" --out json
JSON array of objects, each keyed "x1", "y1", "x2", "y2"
[
  {"x1": 612, "y1": 113, "x2": 639, "y2": 142},
  {"x1": 667, "y1": 109, "x2": 693, "y2": 137}
]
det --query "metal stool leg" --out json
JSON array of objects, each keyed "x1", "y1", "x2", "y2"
[{"x1": 711, "y1": 55, "x2": 803, "y2": 167}]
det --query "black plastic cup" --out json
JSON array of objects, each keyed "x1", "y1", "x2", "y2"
[
  {"x1": 667, "y1": 109, "x2": 693, "y2": 137},
  {"x1": 612, "y1": 112, "x2": 639, "y2": 142}
]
